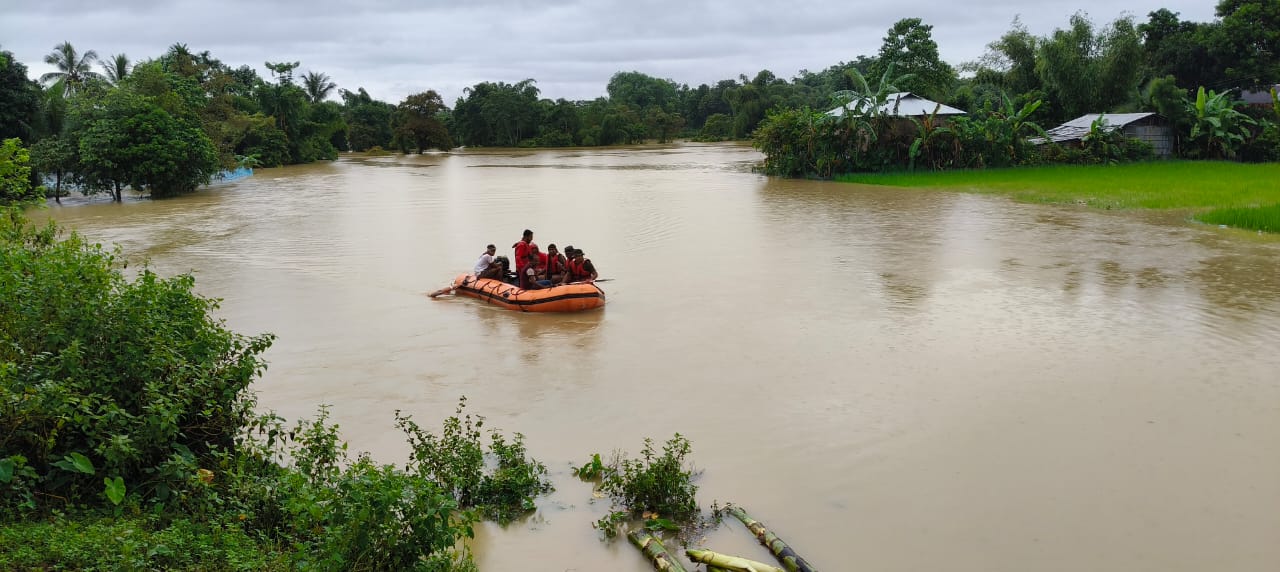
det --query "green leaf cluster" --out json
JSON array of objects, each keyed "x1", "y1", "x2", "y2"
[
  {"x1": 396, "y1": 397, "x2": 553, "y2": 525},
  {"x1": 594, "y1": 433, "x2": 700, "y2": 531},
  {"x1": 1, "y1": 209, "x2": 274, "y2": 515}
]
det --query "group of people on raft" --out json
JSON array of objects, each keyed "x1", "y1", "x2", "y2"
[{"x1": 472, "y1": 229, "x2": 598, "y2": 289}]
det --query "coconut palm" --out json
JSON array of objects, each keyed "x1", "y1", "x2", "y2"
[
  {"x1": 40, "y1": 41, "x2": 101, "y2": 95},
  {"x1": 302, "y1": 71, "x2": 337, "y2": 103},
  {"x1": 100, "y1": 54, "x2": 130, "y2": 85},
  {"x1": 165, "y1": 42, "x2": 197, "y2": 77}
]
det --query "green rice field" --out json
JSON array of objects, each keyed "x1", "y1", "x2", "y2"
[{"x1": 839, "y1": 162, "x2": 1280, "y2": 233}]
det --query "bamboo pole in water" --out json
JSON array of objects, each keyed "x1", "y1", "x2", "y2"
[
  {"x1": 726, "y1": 506, "x2": 819, "y2": 572},
  {"x1": 628, "y1": 530, "x2": 688, "y2": 572},
  {"x1": 686, "y1": 549, "x2": 785, "y2": 572}
]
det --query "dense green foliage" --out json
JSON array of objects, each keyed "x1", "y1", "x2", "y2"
[
  {"x1": 755, "y1": 6, "x2": 1279, "y2": 178},
  {"x1": 395, "y1": 398, "x2": 552, "y2": 525},
  {"x1": 584, "y1": 434, "x2": 700, "y2": 538},
  {"x1": 0, "y1": 139, "x2": 40, "y2": 204},
  {"x1": 0, "y1": 211, "x2": 555, "y2": 569},
  {"x1": 0, "y1": 209, "x2": 274, "y2": 514},
  {"x1": 1, "y1": 2, "x2": 1277, "y2": 202}
]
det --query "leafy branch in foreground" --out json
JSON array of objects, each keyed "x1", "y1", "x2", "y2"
[
  {"x1": 578, "y1": 433, "x2": 701, "y2": 538},
  {"x1": 396, "y1": 397, "x2": 552, "y2": 525}
]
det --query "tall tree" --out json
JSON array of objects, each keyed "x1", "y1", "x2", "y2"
[
  {"x1": 1215, "y1": 0, "x2": 1280, "y2": 87},
  {"x1": 100, "y1": 54, "x2": 131, "y2": 86},
  {"x1": 75, "y1": 91, "x2": 220, "y2": 200},
  {"x1": 393, "y1": 90, "x2": 453, "y2": 152},
  {"x1": 1037, "y1": 13, "x2": 1144, "y2": 123},
  {"x1": 302, "y1": 71, "x2": 337, "y2": 103},
  {"x1": 40, "y1": 41, "x2": 101, "y2": 95},
  {"x1": 28, "y1": 136, "x2": 76, "y2": 203},
  {"x1": 868, "y1": 18, "x2": 957, "y2": 102},
  {"x1": 1138, "y1": 10, "x2": 1226, "y2": 91},
  {"x1": 0, "y1": 50, "x2": 41, "y2": 141}
]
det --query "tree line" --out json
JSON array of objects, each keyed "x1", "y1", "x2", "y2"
[{"x1": 1, "y1": 0, "x2": 1278, "y2": 202}]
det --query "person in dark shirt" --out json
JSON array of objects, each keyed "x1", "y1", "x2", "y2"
[{"x1": 563, "y1": 248, "x2": 597, "y2": 284}]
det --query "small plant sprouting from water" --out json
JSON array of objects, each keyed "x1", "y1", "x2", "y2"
[
  {"x1": 395, "y1": 396, "x2": 553, "y2": 525},
  {"x1": 572, "y1": 453, "x2": 604, "y2": 480},
  {"x1": 585, "y1": 433, "x2": 701, "y2": 538}
]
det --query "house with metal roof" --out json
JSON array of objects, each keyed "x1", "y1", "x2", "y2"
[
  {"x1": 1241, "y1": 85, "x2": 1279, "y2": 108},
  {"x1": 826, "y1": 92, "x2": 966, "y2": 117},
  {"x1": 1034, "y1": 113, "x2": 1173, "y2": 157}
]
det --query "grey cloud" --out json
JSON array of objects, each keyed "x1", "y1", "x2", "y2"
[{"x1": 3, "y1": 0, "x2": 1216, "y2": 105}]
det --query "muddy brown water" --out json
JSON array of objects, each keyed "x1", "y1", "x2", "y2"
[{"x1": 38, "y1": 144, "x2": 1280, "y2": 571}]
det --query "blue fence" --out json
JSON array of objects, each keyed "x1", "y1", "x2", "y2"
[{"x1": 212, "y1": 167, "x2": 254, "y2": 184}]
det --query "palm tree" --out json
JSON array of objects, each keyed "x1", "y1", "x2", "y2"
[
  {"x1": 165, "y1": 43, "x2": 196, "y2": 77},
  {"x1": 100, "y1": 54, "x2": 130, "y2": 85},
  {"x1": 302, "y1": 71, "x2": 336, "y2": 103},
  {"x1": 41, "y1": 41, "x2": 101, "y2": 95}
]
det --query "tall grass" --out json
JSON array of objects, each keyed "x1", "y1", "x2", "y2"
[
  {"x1": 1195, "y1": 204, "x2": 1280, "y2": 233},
  {"x1": 838, "y1": 161, "x2": 1280, "y2": 211}
]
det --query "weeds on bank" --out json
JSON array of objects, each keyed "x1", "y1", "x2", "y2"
[{"x1": 575, "y1": 434, "x2": 702, "y2": 539}]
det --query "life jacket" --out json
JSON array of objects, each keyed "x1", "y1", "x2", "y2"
[
  {"x1": 514, "y1": 241, "x2": 532, "y2": 271},
  {"x1": 568, "y1": 258, "x2": 585, "y2": 281},
  {"x1": 544, "y1": 254, "x2": 565, "y2": 280}
]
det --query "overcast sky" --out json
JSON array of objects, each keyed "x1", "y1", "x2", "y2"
[{"x1": 3, "y1": 0, "x2": 1217, "y2": 105}]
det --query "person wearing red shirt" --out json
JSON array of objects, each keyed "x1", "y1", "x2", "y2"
[{"x1": 512, "y1": 229, "x2": 534, "y2": 279}]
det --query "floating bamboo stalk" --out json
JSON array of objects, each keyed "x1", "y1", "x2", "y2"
[
  {"x1": 727, "y1": 506, "x2": 819, "y2": 572},
  {"x1": 628, "y1": 530, "x2": 688, "y2": 572},
  {"x1": 686, "y1": 549, "x2": 785, "y2": 572}
]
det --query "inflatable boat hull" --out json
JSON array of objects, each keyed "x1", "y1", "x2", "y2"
[{"x1": 451, "y1": 274, "x2": 605, "y2": 312}]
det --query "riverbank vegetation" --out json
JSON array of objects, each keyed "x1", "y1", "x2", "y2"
[
  {"x1": 0, "y1": 209, "x2": 556, "y2": 570},
  {"x1": 753, "y1": 2, "x2": 1280, "y2": 179},
  {"x1": 1, "y1": 1, "x2": 1276, "y2": 205}
]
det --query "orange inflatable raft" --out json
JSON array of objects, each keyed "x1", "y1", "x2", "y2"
[{"x1": 450, "y1": 274, "x2": 605, "y2": 312}]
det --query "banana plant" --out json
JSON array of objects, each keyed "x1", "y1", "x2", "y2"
[
  {"x1": 908, "y1": 103, "x2": 955, "y2": 170},
  {"x1": 1187, "y1": 86, "x2": 1255, "y2": 159}
]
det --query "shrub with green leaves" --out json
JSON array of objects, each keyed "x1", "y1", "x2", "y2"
[
  {"x1": 0, "y1": 209, "x2": 274, "y2": 514},
  {"x1": 396, "y1": 397, "x2": 553, "y2": 525},
  {"x1": 204, "y1": 407, "x2": 479, "y2": 571},
  {"x1": 596, "y1": 433, "x2": 700, "y2": 524}
]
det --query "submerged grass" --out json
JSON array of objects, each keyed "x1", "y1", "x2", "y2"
[
  {"x1": 1194, "y1": 204, "x2": 1280, "y2": 233},
  {"x1": 838, "y1": 161, "x2": 1280, "y2": 212}
]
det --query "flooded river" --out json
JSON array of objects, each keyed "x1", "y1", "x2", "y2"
[{"x1": 41, "y1": 144, "x2": 1280, "y2": 571}]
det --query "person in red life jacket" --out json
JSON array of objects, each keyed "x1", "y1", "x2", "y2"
[
  {"x1": 520, "y1": 251, "x2": 552, "y2": 289},
  {"x1": 530, "y1": 244, "x2": 549, "y2": 274},
  {"x1": 544, "y1": 244, "x2": 568, "y2": 284},
  {"x1": 512, "y1": 229, "x2": 534, "y2": 278},
  {"x1": 562, "y1": 248, "x2": 598, "y2": 284}
]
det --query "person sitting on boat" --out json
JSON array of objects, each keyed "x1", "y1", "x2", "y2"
[
  {"x1": 563, "y1": 248, "x2": 598, "y2": 284},
  {"x1": 521, "y1": 251, "x2": 553, "y2": 290},
  {"x1": 474, "y1": 244, "x2": 502, "y2": 280},
  {"x1": 543, "y1": 243, "x2": 568, "y2": 283},
  {"x1": 512, "y1": 229, "x2": 534, "y2": 277}
]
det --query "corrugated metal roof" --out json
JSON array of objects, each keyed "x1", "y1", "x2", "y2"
[
  {"x1": 826, "y1": 92, "x2": 967, "y2": 117},
  {"x1": 1033, "y1": 113, "x2": 1157, "y2": 144},
  {"x1": 1242, "y1": 85, "x2": 1279, "y2": 105}
]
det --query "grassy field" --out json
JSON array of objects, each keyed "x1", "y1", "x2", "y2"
[{"x1": 839, "y1": 161, "x2": 1280, "y2": 224}]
